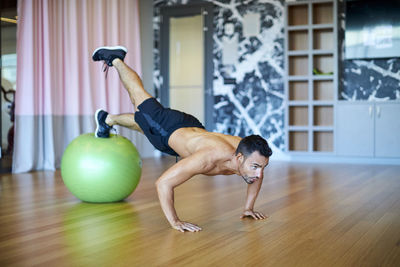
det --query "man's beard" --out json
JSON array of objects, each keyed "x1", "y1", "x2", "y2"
[{"x1": 241, "y1": 175, "x2": 258, "y2": 184}]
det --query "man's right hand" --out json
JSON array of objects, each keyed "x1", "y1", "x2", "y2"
[{"x1": 172, "y1": 220, "x2": 202, "y2": 233}]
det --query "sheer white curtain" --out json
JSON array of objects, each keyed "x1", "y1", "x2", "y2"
[{"x1": 13, "y1": 0, "x2": 151, "y2": 173}]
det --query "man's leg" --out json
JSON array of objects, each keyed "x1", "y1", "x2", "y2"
[
  {"x1": 106, "y1": 113, "x2": 143, "y2": 134},
  {"x1": 111, "y1": 58, "x2": 152, "y2": 110},
  {"x1": 92, "y1": 46, "x2": 152, "y2": 138},
  {"x1": 92, "y1": 46, "x2": 153, "y2": 110},
  {"x1": 95, "y1": 109, "x2": 144, "y2": 137}
]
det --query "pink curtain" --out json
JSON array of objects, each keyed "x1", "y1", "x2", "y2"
[{"x1": 13, "y1": 0, "x2": 143, "y2": 172}]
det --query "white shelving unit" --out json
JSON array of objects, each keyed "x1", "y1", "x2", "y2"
[{"x1": 285, "y1": 0, "x2": 337, "y2": 154}]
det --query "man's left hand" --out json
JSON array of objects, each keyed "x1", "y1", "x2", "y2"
[{"x1": 240, "y1": 210, "x2": 268, "y2": 220}]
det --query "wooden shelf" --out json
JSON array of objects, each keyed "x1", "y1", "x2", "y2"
[
  {"x1": 312, "y1": 50, "x2": 334, "y2": 55},
  {"x1": 312, "y1": 126, "x2": 334, "y2": 131},
  {"x1": 288, "y1": 76, "x2": 309, "y2": 81},
  {"x1": 312, "y1": 24, "x2": 334, "y2": 29},
  {"x1": 288, "y1": 50, "x2": 309, "y2": 56},
  {"x1": 312, "y1": 75, "x2": 334, "y2": 80},
  {"x1": 288, "y1": 25, "x2": 309, "y2": 31},
  {"x1": 288, "y1": 126, "x2": 309, "y2": 131},
  {"x1": 289, "y1": 101, "x2": 310, "y2": 106},
  {"x1": 312, "y1": 101, "x2": 335, "y2": 106}
]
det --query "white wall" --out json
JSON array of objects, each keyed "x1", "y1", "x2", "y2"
[
  {"x1": 139, "y1": 0, "x2": 154, "y2": 96},
  {"x1": 137, "y1": 0, "x2": 158, "y2": 158}
]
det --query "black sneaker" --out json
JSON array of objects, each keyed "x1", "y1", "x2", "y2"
[
  {"x1": 92, "y1": 46, "x2": 127, "y2": 66},
  {"x1": 95, "y1": 109, "x2": 112, "y2": 138}
]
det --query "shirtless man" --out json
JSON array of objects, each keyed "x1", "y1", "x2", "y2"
[{"x1": 92, "y1": 46, "x2": 273, "y2": 233}]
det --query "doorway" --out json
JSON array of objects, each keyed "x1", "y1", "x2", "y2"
[
  {"x1": 160, "y1": 2, "x2": 214, "y2": 130},
  {"x1": 0, "y1": 0, "x2": 18, "y2": 173}
]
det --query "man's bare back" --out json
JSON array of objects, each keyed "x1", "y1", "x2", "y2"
[{"x1": 92, "y1": 46, "x2": 273, "y2": 233}]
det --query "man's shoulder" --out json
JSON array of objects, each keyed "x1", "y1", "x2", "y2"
[{"x1": 198, "y1": 144, "x2": 235, "y2": 163}]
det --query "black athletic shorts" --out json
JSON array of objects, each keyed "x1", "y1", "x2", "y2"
[{"x1": 134, "y1": 98, "x2": 205, "y2": 156}]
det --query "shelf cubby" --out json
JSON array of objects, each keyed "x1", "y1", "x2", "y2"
[
  {"x1": 313, "y1": 131, "x2": 333, "y2": 152},
  {"x1": 289, "y1": 106, "x2": 309, "y2": 126},
  {"x1": 289, "y1": 81, "x2": 308, "y2": 101},
  {"x1": 313, "y1": 80, "x2": 333, "y2": 101},
  {"x1": 313, "y1": 105, "x2": 333, "y2": 126},
  {"x1": 313, "y1": 2, "x2": 333, "y2": 25},
  {"x1": 289, "y1": 131, "x2": 309, "y2": 151},
  {"x1": 313, "y1": 29, "x2": 333, "y2": 50},
  {"x1": 313, "y1": 54, "x2": 333, "y2": 74},
  {"x1": 289, "y1": 30, "x2": 308, "y2": 51},
  {"x1": 289, "y1": 56, "x2": 309, "y2": 76},
  {"x1": 288, "y1": 5, "x2": 308, "y2": 26}
]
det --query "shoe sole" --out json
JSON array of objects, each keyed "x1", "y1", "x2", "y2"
[
  {"x1": 94, "y1": 108, "x2": 102, "y2": 138},
  {"x1": 92, "y1": 46, "x2": 128, "y2": 58}
]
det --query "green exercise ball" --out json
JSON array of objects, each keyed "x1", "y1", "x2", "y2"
[{"x1": 61, "y1": 133, "x2": 142, "y2": 203}]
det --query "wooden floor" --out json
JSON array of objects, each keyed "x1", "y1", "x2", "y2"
[{"x1": 0, "y1": 157, "x2": 399, "y2": 266}]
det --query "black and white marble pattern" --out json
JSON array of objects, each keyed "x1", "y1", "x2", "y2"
[
  {"x1": 338, "y1": 0, "x2": 400, "y2": 101},
  {"x1": 341, "y1": 59, "x2": 400, "y2": 100},
  {"x1": 153, "y1": 0, "x2": 286, "y2": 154}
]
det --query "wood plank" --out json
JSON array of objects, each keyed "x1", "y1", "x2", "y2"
[{"x1": 0, "y1": 158, "x2": 399, "y2": 266}]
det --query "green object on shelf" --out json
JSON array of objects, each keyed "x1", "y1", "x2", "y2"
[{"x1": 313, "y1": 68, "x2": 333, "y2": 75}]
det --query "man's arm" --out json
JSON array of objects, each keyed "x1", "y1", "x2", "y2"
[
  {"x1": 155, "y1": 151, "x2": 213, "y2": 232},
  {"x1": 240, "y1": 177, "x2": 267, "y2": 220}
]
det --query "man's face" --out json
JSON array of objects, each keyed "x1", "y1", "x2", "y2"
[{"x1": 238, "y1": 151, "x2": 269, "y2": 184}]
